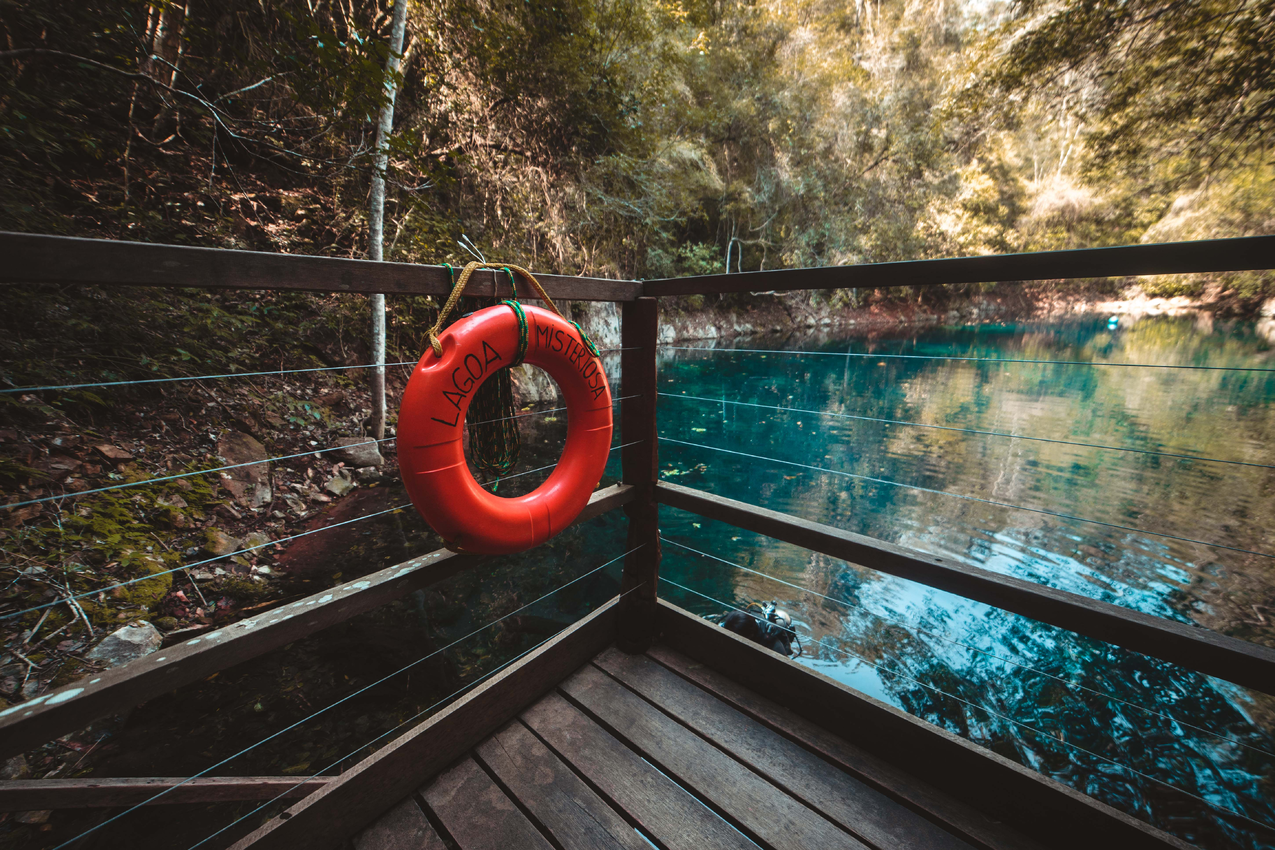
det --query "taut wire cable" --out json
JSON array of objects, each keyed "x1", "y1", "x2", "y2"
[
  {"x1": 4, "y1": 396, "x2": 639, "y2": 511},
  {"x1": 660, "y1": 437, "x2": 1275, "y2": 560},
  {"x1": 660, "y1": 535, "x2": 1275, "y2": 760},
  {"x1": 658, "y1": 345, "x2": 1275, "y2": 373},
  {"x1": 2, "y1": 441, "x2": 638, "y2": 622},
  {"x1": 1, "y1": 362, "x2": 418, "y2": 395},
  {"x1": 49, "y1": 546, "x2": 641, "y2": 850},
  {"x1": 662, "y1": 392, "x2": 1275, "y2": 471},
  {"x1": 0, "y1": 346, "x2": 632, "y2": 397},
  {"x1": 186, "y1": 586, "x2": 647, "y2": 850},
  {"x1": 0, "y1": 504, "x2": 413, "y2": 621}
]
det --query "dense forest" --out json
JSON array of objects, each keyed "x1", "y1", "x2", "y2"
[
  {"x1": 2, "y1": 0, "x2": 1272, "y2": 296},
  {"x1": 1, "y1": 3, "x2": 1274, "y2": 846}
]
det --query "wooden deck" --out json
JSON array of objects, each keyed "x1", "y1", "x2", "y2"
[
  {"x1": 230, "y1": 599, "x2": 1189, "y2": 850},
  {"x1": 354, "y1": 645, "x2": 1030, "y2": 850}
]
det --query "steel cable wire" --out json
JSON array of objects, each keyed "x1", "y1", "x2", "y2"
[
  {"x1": 658, "y1": 576, "x2": 1275, "y2": 835},
  {"x1": 49, "y1": 546, "x2": 642, "y2": 850},
  {"x1": 661, "y1": 392, "x2": 1275, "y2": 471},
  {"x1": 4, "y1": 396, "x2": 640, "y2": 511},
  {"x1": 1, "y1": 346, "x2": 636, "y2": 396},
  {"x1": 0, "y1": 504, "x2": 413, "y2": 622},
  {"x1": 660, "y1": 437, "x2": 1275, "y2": 560},
  {"x1": 186, "y1": 579, "x2": 648, "y2": 850},
  {"x1": 1, "y1": 362, "x2": 419, "y2": 395},
  {"x1": 1, "y1": 441, "x2": 639, "y2": 623},
  {"x1": 659, "y1": 345, "x2": 1275, "y2": 373},
  {"x1": 3, "y1": 437, "x2": 396, "y2": 511},
  {"x1": 660, "y1": 535, "x2": 1275, "y2": 761}
]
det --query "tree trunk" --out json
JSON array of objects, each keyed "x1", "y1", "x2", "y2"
[{"x1": 368, "y1": 0, "x2": 410, "y2": 442}]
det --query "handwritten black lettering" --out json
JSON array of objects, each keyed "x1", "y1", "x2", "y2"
[
  {"x1": 464, "y1": 353, "x2": 483, "y2": 382},
  {"x1": 482, "y1": 340, "x2": 502, "y2": 367}
]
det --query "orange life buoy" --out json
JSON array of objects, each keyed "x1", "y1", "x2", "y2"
[{"x1": 397, "y1": 303, "x2": 613, "y2": 554}]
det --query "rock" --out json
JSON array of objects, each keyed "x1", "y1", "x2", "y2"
[
  {"x1": 216, "y1": 431, "x2": 272, "y2": 507},
  {"x1": 155, "y1": 616, "x2": 179, "y2": 631},
  {"x1": 204, "y1": 528, "x2": 240, "y2": 557},
  {"x1": 572, "y1": 301, "x2": 621, "y2": 350},
  {"x1": 353, "y1": 466, "x2": 382, "y2": 484},
  {"x1": 241, "y1": 531, "x2": 272, "y2": 551},
  {"x1": 1, "y1": 755, "x2": 29, "y2": 780},
  {"x1": 510, "y1": 364, "x2": 560, "y2": 406},
  {"x1": 93, "y1": 444, "x2": 133, "y2": 464},
  {"x1": 14, "y1": 809, "x2": 50, "y2": 824},
  {"x1": 331, "y1": 437, "x2": 383, "y2": 468},
  {"x1": 84, "y1": 621, "x2": 163, "y2": 669},
  {"x1": 190, "y1": 569, "x2": 214, "y2": 581},
  {"x1": 325, "y1": 470, "x2": 356, "y2": 497}
]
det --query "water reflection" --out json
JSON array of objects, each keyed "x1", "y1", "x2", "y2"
[{"x1": 656, "y1": 316, "x2": 1275, "y2": 849}]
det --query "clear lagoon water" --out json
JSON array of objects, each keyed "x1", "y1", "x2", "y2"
[{"x1": 648, "y1": 314, "x2": 1275, "y2": 849}]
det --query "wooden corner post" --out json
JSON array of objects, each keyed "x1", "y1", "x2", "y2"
[{"x1": 617, "y1": 296, "x2": 660, "y2": 652}]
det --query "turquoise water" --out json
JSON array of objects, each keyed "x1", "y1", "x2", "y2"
[{"x1": 647, "y1": 315, "x2": 1275, "y2": 849}]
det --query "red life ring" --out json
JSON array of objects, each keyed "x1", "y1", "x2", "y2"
[{"x1": 397, "y1": 304, "x2": 613, "y2": 554}]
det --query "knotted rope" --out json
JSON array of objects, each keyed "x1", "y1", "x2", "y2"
[{"x1": 425, "y1": 261, "x2": 599, "y2": 360}]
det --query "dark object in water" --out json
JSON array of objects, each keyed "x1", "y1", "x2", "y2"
[{"x1": 721, "y1": 602, "x2": 800, "y2": 657}]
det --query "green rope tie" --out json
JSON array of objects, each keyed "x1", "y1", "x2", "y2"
[
  {"x1": 570, "y1": 321, "x2": 601, "y2": 358},
  {"x1": 501, "y1": 299, "x2": 529, "y2": 366}
]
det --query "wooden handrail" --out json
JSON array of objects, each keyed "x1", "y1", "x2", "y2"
[
  {"x1": 228, "y1": 595, "x2": 622, "y2": 850},
  {"x1": 0, "y1": 232, "x2": 642, "y2": 301},
  {"x1": 0, "y1": 776, "x2": 332, "y2": 811},
  {"x1": 7, "y1": 232, "x2": 1270, "y2": 301},
  {"x1": 642, "y1": 235, "x2": 1275, "y2": 296},
  {"x1": 656, "y1": 481, "x2": 1275, "y2": 695},
  {"x1": 0, "y1": 484, "x2": 635, "y2": 761}
]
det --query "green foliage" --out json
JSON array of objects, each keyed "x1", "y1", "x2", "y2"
[{"x1": 1, "y1": 0, "x2": 1269, "y2": 306}]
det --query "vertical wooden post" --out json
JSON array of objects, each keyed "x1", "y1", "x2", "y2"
[{"x1": 617, "y1": 296, "x2": 660, "y2": 653}]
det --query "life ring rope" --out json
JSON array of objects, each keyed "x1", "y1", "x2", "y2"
[{"x1": 425, "y1": 261, "x2": 599, "y2": 361}]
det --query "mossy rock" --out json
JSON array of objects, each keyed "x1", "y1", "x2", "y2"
[
  {"x1": 125, "y1": 555, "x2": 174, "y2": 611},
  {"x1": 216, "y1": 575, "x2": 271, "y2": 602}
]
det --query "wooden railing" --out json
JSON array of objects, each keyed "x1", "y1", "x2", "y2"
[{"x1": 1, "y1": 229, "x2": 1273, "y2": 818}]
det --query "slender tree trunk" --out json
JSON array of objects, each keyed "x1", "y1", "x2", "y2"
[{"x1": 368, "y1": 0, "x2": 409, "y2": 441}]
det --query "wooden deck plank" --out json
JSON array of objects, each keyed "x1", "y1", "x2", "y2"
[
  {"x1": 474, "y1": 721, "x2": 651, "y2": 850},
  {"x1": 422, "y1": 757, "x2": 554, "y2": 850},
  {"x1": 560, "y1": 663, "x2": 868, "y2": 850},
  {"x1": 595, "y1": 647, "x2": 975, "y2": 850},
  {"x1": 646, "y1": 645, "x2": 1043, "y2": 850},
  {"x1": 655, "y1": 600, "x2": 1190, "y2": 850},
  {"x1": 353, "y1": 798, "x2": 447, "y2": 850},
  {"x1": 521, "y1": 691, "x2": 756, "y2": 850},
  {"x1": 228, "y1": 596, "x2": 620, "y2": 850}
]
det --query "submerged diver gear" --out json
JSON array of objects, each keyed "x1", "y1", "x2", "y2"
[{"x1": 719, "y1": 600, "x2": 802, "y2": 658}]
